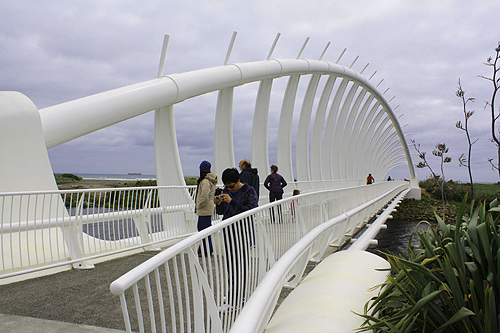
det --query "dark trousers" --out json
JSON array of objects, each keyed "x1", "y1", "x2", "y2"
[
  {"x1": 197, "y1": 215, "x2": 213, "y2": 254},
  {"x1": 269, "y1": 191, "x2": 283, "y2": 202},
  {"x1": 269, "y1": 192, "x2": 283, "y2": 223},
  {"x1": 223, "y1": 220, "x2": 253, "y2": 305}
]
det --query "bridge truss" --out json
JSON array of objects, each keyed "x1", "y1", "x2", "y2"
[{"x1": 0, "y1": 33, "x2": 419, "y2": 282}]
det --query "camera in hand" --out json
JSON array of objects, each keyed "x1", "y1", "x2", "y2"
[{"x1": 214, "y1": 188, "x2": 222, "y2": 200}]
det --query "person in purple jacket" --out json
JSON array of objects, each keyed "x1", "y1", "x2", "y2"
[{"x1": 264, "y1": 164, "x2": 287, "y2": 203}]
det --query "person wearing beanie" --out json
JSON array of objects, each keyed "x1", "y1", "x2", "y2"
[{"x1": 195, "y1": 160, "x2": 218, "y2": 256}]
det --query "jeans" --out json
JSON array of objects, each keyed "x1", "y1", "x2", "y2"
[{"x1": 197, "y1": 215, "x2": 213, "y2": 254}]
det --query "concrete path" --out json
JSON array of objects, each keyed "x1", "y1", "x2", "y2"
[
  {"x1": 0, "y1": 252, "x2": 159, "y2": 332},
  {"x1": 0, "y1": 249, "x2": 323, "y2": 332},
  {"x1": 0, "y1": 313, "x2": 123, "y2": 332}
]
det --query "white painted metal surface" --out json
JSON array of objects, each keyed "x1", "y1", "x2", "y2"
[
  {"x1": 264, "y1": 250, "x2": 391, "y2": 333},
  {"x1": 0, "y1": 186, "x2": 200, "y2": 282},
  {"x1": 110, "y1": 182, "x2": 407, "y2": 332},
  {"x1": 33, "y1": 58, "x2": 417, "y2": 185},
  {"x1": 0, "y1": 38, "x2": 421, "y2": 330},
  {"x1": 230, "y1": 188, "x2": 407, "y2": 333}
]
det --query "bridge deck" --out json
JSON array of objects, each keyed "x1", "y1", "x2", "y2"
[
  {"x1": 0, "y1": 251, "x2": 158, "y2": 331},
  {"x1": 0, "y1": 249, "x2": 321, "y2": 332}
]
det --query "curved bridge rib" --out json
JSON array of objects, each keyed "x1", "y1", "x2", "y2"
[{"x1": 39, "y1": 58, "x2": 416, "y2": 187}]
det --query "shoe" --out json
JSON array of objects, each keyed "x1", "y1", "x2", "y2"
[
  {"x1": 218, "y1": 296, "x2": 231, "y2": 313},
  {"x1": 218, "y1": 296, "x2": 243, "y2": 313}
]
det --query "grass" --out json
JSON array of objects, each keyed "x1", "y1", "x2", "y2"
[
  {"x1": 469, "y1": 183, "x2": 500, "y2": 196},
  {"x1": 54, "y1": 173, "x2": 199, "y2": 187}
]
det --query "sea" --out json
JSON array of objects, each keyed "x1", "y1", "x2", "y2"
[{"x1": 74, "y1": 173, "x2": 157, "y2": 181}]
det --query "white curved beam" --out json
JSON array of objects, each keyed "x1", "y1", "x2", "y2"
[
  {"x1": 374, "y1": 142, "x2": 404, "y2": 177},
  {"x1": 352, "y1": 99, "x2": 379, "y2": 179},
  {"x1": 363, "y1": 117, "x2": 392, "y2": 176},
  {"x1": 356, "y1": 106, "x2": 384, "y2": 177},
  {"x1": 347, "y1": 94, "x2": 375, "y2": 179},
  {"x1": 310, "y1": 76, "x2": 337, "y2": 180},
  {"x1": 331, "y1": 82, "x2": 359, "y2": 179},
  {"x1": 38, "y1": 58, "x2": 416, "y2": 183},
  {"x1": 296, "y1": 74, "x2": 322, "y2": 182},
  {"x1": 155, "y1": 106, "x2": 186, "y2": 187},
  {"x1": 339, "y1": 88, "x2": 367, "y2": 179},
  {"x1": 214, "y1": 88, "x2": 235, "y2": 178},
  {"x1": 252, "y1": 79, "x2": 273, "y2": 183},
  {"x1": 371, "y1": 132, "x2": 400, "y2": 176},
  {"x1": 322, "y1": 79, "x2": 349, "y2": 180},
  {"x1": 277, "y1": 74, "x2": 301, "y2": 188}
]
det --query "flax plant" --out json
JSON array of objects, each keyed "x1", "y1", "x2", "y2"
[{"x1": 358, "y1": 195, "x2": 500, "y2": 332}]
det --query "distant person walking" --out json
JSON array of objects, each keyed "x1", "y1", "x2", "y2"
[
  {"x1": 291, "y1": 189, "x2": 301, "y2": 223},
  {"x1": 195, "y1": 160, "x2": 218, "y2": 256},
  {"x1": 264, "y1": 165, "x2": 287, "y2": 202},
  {"x1": 366, "y1": 173, "x2": 374, "y2": 185},
  {"x1": 239, "y1": 159, "x2": 260, "y2": 196}
]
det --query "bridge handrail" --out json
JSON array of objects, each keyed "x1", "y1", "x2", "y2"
[
  {"x1": 109, "y1": 183, "x2": 399, "y2": 293},
  {"x1": 230, "y1": 186, "x2": 408, "y2": 332},
  {"x1": 1, "y1": 180, "x2": 399, "y2": 281},
  {"x1": 0, "y1": 185, "x2": 201, "y2": 279},
  {"x1": 0, "y1": 185, "x2": 194, "y2": 194},
  {"x1": 109, "y1": 181, "x2": 408, "y2": 332}
]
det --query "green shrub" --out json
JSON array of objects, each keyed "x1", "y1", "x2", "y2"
[
  {"x1": 419, "y1": 179, "x2": 469, "y2": 202},
  {"x1": 358, "y1": 196, "x2": 500, "y2": 332},
  {"x1": 55, "y1": 173, "x2": 82, "y2": 182},
  {"x1": 185, "y1": 177, "x2": 198, "y2": 185}
]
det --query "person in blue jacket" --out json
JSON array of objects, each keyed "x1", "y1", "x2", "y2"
[
  {"x1": 215, "y1": 167, "x2": 258, "y2": 219},
  {"x1": 214, "y1": 168, "x2": 258, "y2": 309}
]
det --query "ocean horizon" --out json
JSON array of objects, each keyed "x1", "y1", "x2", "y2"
[{"x1": 74, "y1": 173, "x2": 157, "y2": 181}]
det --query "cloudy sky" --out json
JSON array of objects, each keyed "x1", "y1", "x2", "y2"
[{"x1": 2, "y1": 0, "x2": 500, "y2": 182}]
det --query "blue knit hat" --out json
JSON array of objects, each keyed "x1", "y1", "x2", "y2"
[{"x1": 199, "y1": 160, "x2": 211, "y2": 172}]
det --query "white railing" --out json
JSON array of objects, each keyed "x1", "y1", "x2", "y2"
[
  {"x1": 0, "y1": 186, "x2": 203, "y2": 279},
  {"x1": 109, "y1": 181, "x2": 408, "y2": 333},
  {"x1": 230, "y1": 187, "x2": 409, "y2": 332},
  {"x1": 0, "y1": 180, "x2": 381, "y2": 281}
]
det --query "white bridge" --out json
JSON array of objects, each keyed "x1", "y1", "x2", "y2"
[{"x1": 0, "y1": 34, "x2": 420, "y2": 332}]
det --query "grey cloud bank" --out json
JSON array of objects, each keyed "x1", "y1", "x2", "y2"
[{"x1": 1, "y1": 1, "x2": 499, "y2": 182}]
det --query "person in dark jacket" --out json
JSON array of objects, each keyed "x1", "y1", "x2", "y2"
[
  {"x1": 239, "y1": 159, "x2": 260, "y2": 196},
  {"x1": 214, "y1": 168, "x2": 258, "y2": 310},
  {"x1": 215, "y1": 167, "x2": 258, "y2": 219},
  {"x1": 264, "y1": 164, "x2": 287, "y2": 202}
]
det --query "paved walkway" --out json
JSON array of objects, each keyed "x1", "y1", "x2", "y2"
[
  {"x1": 0, "y1": 314, "x2": 123, "y2": 332},
  {"x1": 0, "y1": 252, "x2": 159, "y2": 332},
  {"x1": 0, "y1": 249, "x2": 323, "y2": 332}
]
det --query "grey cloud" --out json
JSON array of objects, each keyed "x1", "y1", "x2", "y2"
[{"x1": 4, "y1": 0, "x2": 500, "y2": 181}]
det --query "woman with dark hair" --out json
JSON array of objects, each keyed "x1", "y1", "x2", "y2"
[
  {"x1": 264, "y1": 165, "x2": 287, "y2": 223},
  {"x1": 195, "y1": 160, "x2": 218, "y2": 256},
  {"x1": 264, "y1": 164, "x2": 287, "y2": 202}
]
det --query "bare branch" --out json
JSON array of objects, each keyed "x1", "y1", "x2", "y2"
[{"x1": 456, "y1": 79, "x2": 476, "y2": 197}]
